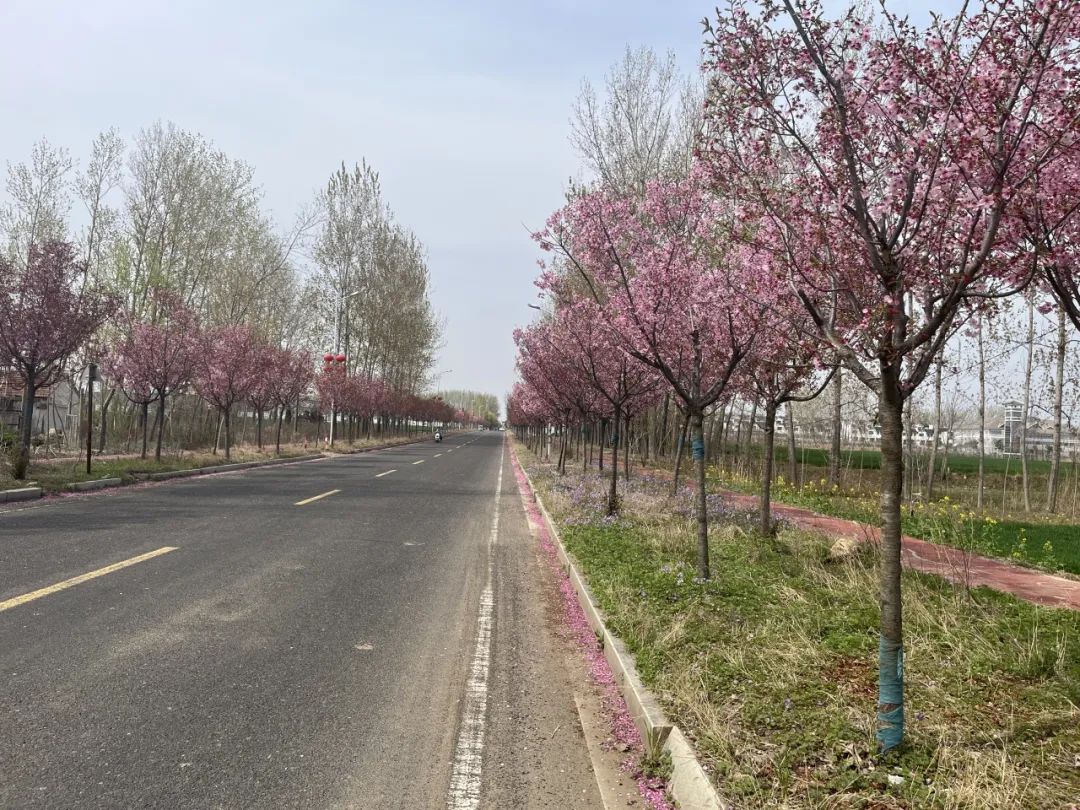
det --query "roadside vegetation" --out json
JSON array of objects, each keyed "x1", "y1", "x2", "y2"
[
  {"x1": 715, "y1": 464, "x2": 1080, "y2": 576},
  {"x1": 520, "y1": 445, "x2": 1080, "y2": 809},
  {"x1": 0, "y1": 434, "x2": 429, "y2": 495}
]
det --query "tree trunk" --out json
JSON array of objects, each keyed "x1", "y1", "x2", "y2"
[
  {"x1": 224, "y1": 406, "x2": 232, "y2": 461},
  {"x1": 154, "y1": 391, "x2": 167, "y2": 462},
  {"x1": 623, "y1": 412, "x2": 631, "y2": 481},
  {"x1": 744, "y1": 399, "x2": 757, "y2": 464},
  {"x1": 926, "y1": 360, "x2": 942, "y2": 501},
  {"x1": 140, "y1": 401, "x2": 150, "y2": 460},
  {"x1": 598, "y1": 418, "x2": 607, "y2": 471},
  {"x1": 276, "y1": 409, "x2": 284, "y2": 455},
  {"x1": 658, "y1": 393, "x2": 670, "y2": 457},
  {"x1": 1020, "y1": 294, "x2": 1034, "y2": 512},
  {"x1": 13, "y1": 378, "x2": 36, "y2": 480},
  {"x1": 903, "y1": 395, "x2": 914, "y2": 504},
  {"x1": 672, "y1": 414, "x2": 689, "y2": 495},
  {"x1": 828, "y1": 367, "x2": 842, "y2": 486},
  {"x1": 98, "y1": 388, "x2": 114, "y2": 454},
  {"x1": 692, "y1": 410, "x2": 710, "y2": 581},
  {"x1": 256, "y1": 408, "x2": 264, "y2": 451},
  {"x1": 786, "y1": 403, "x2": 798, "y2": 484},
  {"x1": 607, "y1": 409, "x2": 620, "y2": 515},
  {"x1": 760, "y1": 401, "x2": 777, "y2": 536},
  {"x1": 877, "y1": 372, "x2": 905, "y2": 752},
  {"x1": 1047, "y1": 308, "x2": 1066, "y2": 511},
  {"x1": 977, "y1": 316, "x2": 987, "y2": 509}
]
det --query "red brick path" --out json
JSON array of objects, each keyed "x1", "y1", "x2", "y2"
[{"x1": 721, "y1": 490, "x2": 1080, "y2": 611}]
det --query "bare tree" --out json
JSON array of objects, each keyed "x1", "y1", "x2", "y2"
[
  {"x1": 570, "y1": 46, "x2": 700, "y2": 194},
  {"x1": 2, "y1": 139, "x2": 73, "y2": 267}
]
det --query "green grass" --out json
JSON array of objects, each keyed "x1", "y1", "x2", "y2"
[
  {"x1": 770, "y1": 444, "x2": 1070, "y2": 477},
  {"x1": 0, "y1": 447, "x2": 311, "y2": 494},
  {"x1": 716, "y1": 469, "x2": 1080, "y2": 575},
  {"x1": 529, "y1": 460, "x2": 1080, "y2": 809}
]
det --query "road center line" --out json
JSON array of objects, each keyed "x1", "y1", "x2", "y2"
[
  {"x1": 0, "y1": 546, "x2": 178, "y2": 613},
  {"x1": 412, "y1": 459, "x2": 425, "y2": 465},
  {"x1": 435, "y1": 453, "x2": 443, "y2": 457},
  {"x1": 375, "y1": 470, "x2": 397, "y2": 478},
  {"x1": 294, "y1": 489, "x2": 340, "y2": 506},
  {"x1": 446, "y1": 443, "x2": 503, "y2": 809}
]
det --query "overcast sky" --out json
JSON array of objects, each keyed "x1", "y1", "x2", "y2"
[{"x1": 0, "y1": 0, "x2": 937, "y2": 412}]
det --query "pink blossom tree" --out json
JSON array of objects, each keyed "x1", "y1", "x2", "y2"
[
  {"x1": 126, "y1": 292, "x2": 200, "y2": 461},
  {"x1": 103, "y1": 334, "x2": 158, "y2": 460},
  {"x1": 270, "y1": 347, "x2": 314, "y2": 453},
  {"x1": 536, "y1": 176, "x2": 765, "y2": 579},
  {"x1": 193, "y1": 325, "x2": 260, "y2": 460},
  {"x1": 0, "y1": 241, "x2": 116, "y2": 478},
  {"x1": 246, "y1": 342, "x2": 282, "y2": 451},
  {"x1": 514, "y1": 318, "x2": 606, "y2": 479},
  {"x1": 701, "y1": 0, "x2": 1080, "y2": 750}
]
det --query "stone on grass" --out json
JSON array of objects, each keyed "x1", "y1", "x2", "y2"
[{"x1": 828, "y1": 536, "x2": 860, "y2": 562}]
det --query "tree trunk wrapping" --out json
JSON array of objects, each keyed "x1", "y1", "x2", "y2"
[{"x1": 877, "y1": 377, "x2": 905, "y2": 752}]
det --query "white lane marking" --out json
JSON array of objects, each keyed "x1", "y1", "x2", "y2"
[
  {"x1": 435, "y1": 453, "x2": 443, "y2": 457},
  {"x1": 413, "y1": 459, "x2": 425, "y2": 465},
  {"x1": 446, "y1": 446, "x2": 503, "y2": 809},
  {"x1": 375, "y1": 470, "x2": 397, "y2": 478}
]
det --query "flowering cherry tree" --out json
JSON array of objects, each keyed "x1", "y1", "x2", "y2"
[
  {"x1": 701, "y1": 0, "x2": 1080, "y2": 750},
  {"x1": 513, "y1": 321, "x2": 589, "y2": 474},
  {"x1": 120, "y1": 292, "x2": 200, "y2": 461},
  {"x1": 193, "y1": 325, "x2": 260, "y2": 460},
  {"x1": 104, "y1": 332, "x2": 159, "y2": 460},
  {"x1": 246, "y1": 343, "x2": 282, "y2": 451},
  {"x1": 269, "y1": 347, "x2": 314, "y2": 453},
  {"x1": 536, "y1": 176, "x2": 764, "y2": 579},
  {"x1": 0, "y1": 241, "x2": 116, "y2": 478}
]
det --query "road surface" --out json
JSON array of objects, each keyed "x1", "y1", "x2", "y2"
[{"x1": 0, "y1": 432, "x2": 611, "y2": 809}]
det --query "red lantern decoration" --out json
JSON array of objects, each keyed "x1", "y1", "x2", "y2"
[
  {"x1": 323, "y1": 352, "x2": 334, "y2": 364},
  {"x1": 335, "y1": 353, "x2": 346, "y2": 363}
]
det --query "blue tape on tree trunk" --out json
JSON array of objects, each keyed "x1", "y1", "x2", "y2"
[
  {"x1": 692, "y1": 438, "x2": 705, "y2": 460},
  {"x1": 876, "y1": 634, "x2": 904, "y2": 751}
]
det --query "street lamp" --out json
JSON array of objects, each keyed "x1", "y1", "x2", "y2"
[{"x1": 328, "y1": 290, "x2": 362, "y2": 446}]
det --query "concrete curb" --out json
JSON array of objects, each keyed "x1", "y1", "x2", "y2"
[
  {"x1": 65, "y1": 477, "x2": 123, "y2": 492},
  {"x1": 513, "y1": 448, "x2": 725, "y2": 810},
  {"x1": 0, "y1": 486, "x2": 42, "y2": 503},
  {"x1": 135, "y1": 453, "x2": 327, "y2": 482}
]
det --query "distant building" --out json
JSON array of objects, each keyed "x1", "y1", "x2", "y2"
[{"x1": 0, "y1": 370, "x2": 80, "y2": 444}]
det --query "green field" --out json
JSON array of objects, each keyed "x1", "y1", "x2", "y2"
[{"x1": 773, "y1": 445, "x2": 1069, "y2": 477}]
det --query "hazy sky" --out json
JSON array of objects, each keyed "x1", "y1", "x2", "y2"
[{"x1": 0, "y1": 0, "x2": 936, "y2": 411}]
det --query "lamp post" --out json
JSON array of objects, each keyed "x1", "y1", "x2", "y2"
[
  {"x1": 328, "y1": 289, "x2": 362, "y2": 446},
  {"x1": 323, "y1": 352, "x2": 347, "y2": 445}
]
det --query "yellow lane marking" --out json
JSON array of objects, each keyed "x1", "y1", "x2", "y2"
[
  {"x1": 375, "y1": 470, "x2": 397, "y2": 478},
  {"x1": 0, "y1": 546, "x2": 178, "y2": 613},
  {"x1": 413, "y1": 460, "x2": 425, "y2": 465},
  {"x1": 294, "y1": 489, "x2": 341, "y2": 506}
]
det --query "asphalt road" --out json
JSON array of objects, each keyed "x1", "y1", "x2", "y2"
[{"x1": 0, "y1": 432, "x2": 606, "y2": 809}]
